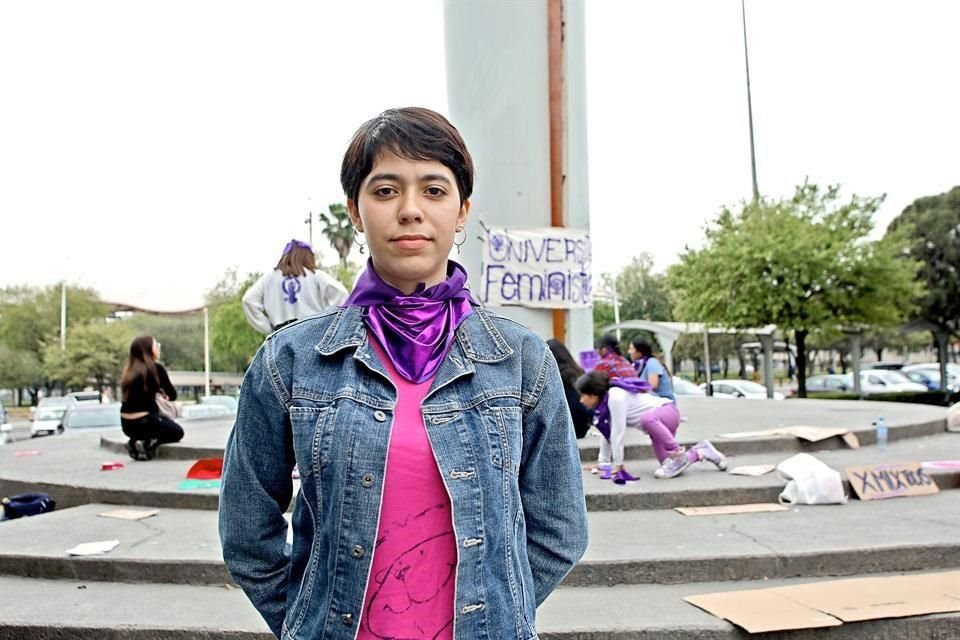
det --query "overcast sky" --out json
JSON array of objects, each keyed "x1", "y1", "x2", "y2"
[{"x1": 2, "y1": 0, "x2": 957, "y2": 311}]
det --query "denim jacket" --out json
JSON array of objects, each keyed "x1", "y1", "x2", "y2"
[{"x1": 219, "y1": 304, "x2": 589, "y2": 640}]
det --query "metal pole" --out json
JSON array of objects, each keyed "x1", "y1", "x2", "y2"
[
  {"x1": 203, "y1": 307, "x2": 211, "y2": 398},
  {"x1": 548, "y1": 0, "x2": 566, "y2": 344},
  {"x1": 741, "y1": 0, "x2": 760, "y2": 203},
  {"x1": 612, "y1": 281, "x2": 621, "y2": 342},
  {"x1": 703, "y1": 330, "x2": 713, "y2": 395},
  {"x1": 304, "y1": 212, "x2": 313, "y2": 247},
  {"x1": 60, "y1": 281, "x2": 67, "y2": 350}
]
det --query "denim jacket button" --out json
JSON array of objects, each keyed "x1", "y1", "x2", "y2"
[
  {"x1": 373, "y1": 410, "x2": 387, "y2": 422},
  {"x1": 351, "y1": 544, "x2": 365, "y2": 558},
  {"x1": 361, "y1": 473, "x2": 375, "y2": 487},
  {"x1": 340, "y1": 612, "x2": 354, "y2": 626}
]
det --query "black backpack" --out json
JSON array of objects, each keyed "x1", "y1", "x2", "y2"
[{"x1": 1, "y1": 493, "x2": 56, "y2": 520}]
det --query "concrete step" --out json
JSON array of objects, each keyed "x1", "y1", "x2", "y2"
[
  {"x1": 5, "y1": 425, "x2": 958, "y2": 513},
  {"x1": 1, "y1": 571, "x2": 957, "y2": 639},
  {"x1": 3, "y1": 492, "x2": 957, "y2": 587}
]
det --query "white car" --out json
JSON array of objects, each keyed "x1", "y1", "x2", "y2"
[
  {"x1": 702, "y1": 379, "x2": 785, "y2": 400},
  {"x1": 848, "y1": 370, "x2": 928, "y2": 395},
  {"x1": 901, "y1": 363, "x2": 960, "y2": 392},
  {"x1": 61, "y1": 402, "x2": 122, "y2": 432},
  {"x1": 31, "y1": 397, "x2": 77, "y2": 436}
]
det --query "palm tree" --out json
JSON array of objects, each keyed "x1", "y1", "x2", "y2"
[{"x1": 317, "y1": 203, "x2": 355, "y2": 267}]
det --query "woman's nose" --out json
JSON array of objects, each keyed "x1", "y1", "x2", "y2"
[{"x1": 397, "y1": 192, "x2": 424, "y2": 224}]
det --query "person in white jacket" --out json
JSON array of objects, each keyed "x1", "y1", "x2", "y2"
[{"x1": 242, "y1": 239, "x2": 348, "y2": 334}]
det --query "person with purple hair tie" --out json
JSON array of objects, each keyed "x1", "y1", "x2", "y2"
[
  {"x1": 576, "y1": 370, "x2": 728, "y2": 483},
  {"x1": 220, "y1": 107, "x2": 588, "y2": 640}
]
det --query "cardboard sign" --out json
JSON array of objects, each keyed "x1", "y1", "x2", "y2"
[
  {"x1": 676, "y1": 503, "x2": 788, "y2": 516},
  {"x1": 728, "y1": 464, "x2": 777, "y2": 477},
  {"x1": 97, "y1": 508, "x2": 158, "y2": 521},
  {"x1": 479, "y1": 226, "x2": 592, "y2": 308},
  {"x1": 844, "y1": 462, "x2": 939, "y2": 501},
  {"x1": 685, "y1": 571, "x2": 960, "y2": 633}
]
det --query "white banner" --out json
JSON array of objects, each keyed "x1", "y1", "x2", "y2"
[{"x1": 479, "y1": 226, "x2": 592, "y2": 308}]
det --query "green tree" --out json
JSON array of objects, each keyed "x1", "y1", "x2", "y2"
[
  {"x1": 207, "y1": 270, "x2": 264, "y2": 373},
  {"x1": 614, "y1": 253, "x2": 673, "y2": 323},
  {"x1": 41, "y1": 321, "x2": 131, "y2": 392},
  {"x1": 318, "y1": 202, "x2": 356, "y2": 267},
  {"x1": 669, "y1": 182, "x2": 923, "y2": 397},
  {"x1": 0, "y1": 345, "x2": 43, "y2": 405},
  {"x1": 0, "y1": 284, "x2": 107, "y2": 403},
  {"x1": 887, "y1": 185, "x2": 960, "y2": 392},
  {"x1": 123, "y1": 314, "x2": 205, "y2": 371}
]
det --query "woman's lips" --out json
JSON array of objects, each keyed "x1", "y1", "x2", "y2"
[{"x1": 392, "y1": 236, "x2": 430, "y2": 250}]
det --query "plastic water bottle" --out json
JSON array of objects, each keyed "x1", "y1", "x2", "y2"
[{"x1": 875, "y1": 417, "x2": 888, "y2": 451}]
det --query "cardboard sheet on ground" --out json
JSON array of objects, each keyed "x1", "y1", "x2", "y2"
[
  {"x1": 718, "y1": 426, "x2": 859, "y2": 448},
  {"x1": 97, "y1": 508, "x2": 158, "y2": 521},
  {"x1": 684, "y1": 571, "x2": 960, "y2": 633},
  {"x1": 728, "y1": 464, "x2": 777, "y2": 477},
  {"x1": 676, "y1": 503, "x2": 788, "y2": 516},
  {"x1": 685, "y1": 588, "x2": 842, "y2": 633},
  {"x1": 844, "y1": 461, "x2": 940, "y2": 501},
  {"x1": 66, "y1": 539, "x2": 120, "y2": 556}
]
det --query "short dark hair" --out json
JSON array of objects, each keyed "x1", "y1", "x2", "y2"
[
  {"x1": 340, "y1": 107, "x2": 475, "y2": 205},
  {"x1": 597, "y1": 333, "x2": 621, "y2": 355},
  {"x1": 575, "y1": 370, "x2": 610, "y2": 397},
  {"x1": 630, "y1": 338, "x2": 653, "y2": 359}
]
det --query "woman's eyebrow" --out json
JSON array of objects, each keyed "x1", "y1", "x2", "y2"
[{"x1": 367, "y1": 172, "x2": 452, "y2": 185}]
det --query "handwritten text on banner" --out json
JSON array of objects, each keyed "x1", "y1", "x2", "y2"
[{"x1": 480, "y1": 226, "x2": 592, "y2": 308}]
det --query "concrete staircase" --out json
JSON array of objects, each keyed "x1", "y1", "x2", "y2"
[{"x1": 1, "y1": 398, "x2": 958, "y2": 639}]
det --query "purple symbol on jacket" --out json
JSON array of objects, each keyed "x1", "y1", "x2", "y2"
[{"x1": 281, "y1": 276, "x2": 301, "y2": 304}]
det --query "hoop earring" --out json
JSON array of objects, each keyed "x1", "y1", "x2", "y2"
[
  {"x1": 353, "y1": 228, "x2": 366, "y2": 254},
  {"x1": 454, "y1": 226, "x2": 466, "y2": 254}
]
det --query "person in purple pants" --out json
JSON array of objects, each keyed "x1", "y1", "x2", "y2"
[{"x1": 575, "y1": 370, "x2": 728, "y2": 483}]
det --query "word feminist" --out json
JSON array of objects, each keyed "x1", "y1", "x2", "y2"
[{"x1": 480, "y1": 227, "x2": 592, "y2": 309}]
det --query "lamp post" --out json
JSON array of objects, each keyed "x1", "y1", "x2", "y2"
[
  {"x1": 741, "y1": 0, "x2": 760, "y2": 203},
  {"x1": 304, "y1": 211, "x2": 313, "y2": 246}
]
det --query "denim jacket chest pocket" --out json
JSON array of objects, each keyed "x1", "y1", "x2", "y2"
[
  {"x1": 481, "y1": 405, "x2": 523, "y2": 474},
  {"x1": 289, "y1": 405, "x2": 338, "y2": 479}
]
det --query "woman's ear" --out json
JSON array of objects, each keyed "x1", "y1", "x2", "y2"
[
  {"x1": 347, "y1": 199, "x2": 362, "y2": 232},
  {"x1": 457, "y1": 198, "x2": 471, "y2": 229}
]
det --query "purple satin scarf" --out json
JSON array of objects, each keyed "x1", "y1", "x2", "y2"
[
  {"x1": 343, "y1": 259, "x2": 476, "y2": 384},
  {"x1": 592, "y1": 377, "x2": 651, "y2": 441}
]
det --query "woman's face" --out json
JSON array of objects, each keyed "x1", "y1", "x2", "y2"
[
  {"x1": 348, "y1": 150, "x2": 469, "y2": 294},
  {"x1": 627, "y1": 344, "x2": 639, "y2": 360},
  {"x1": 152, "y1": 340, "x2": 161, "y2": 361},
  {"x1": 579, "y1": 393, "x2": 600, "y2": 410}
]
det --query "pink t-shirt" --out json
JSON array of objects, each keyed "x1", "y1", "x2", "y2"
[{"x1": 358, "y1": 341, "x2": 457, "y2": 640}]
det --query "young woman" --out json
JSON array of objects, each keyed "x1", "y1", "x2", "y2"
[
  {"x1": 547, "y1": 338, "x2": 592, "y2": 439},
  {"x1": 119, "y1": 335, "x2": 184, "y2": 460},
  {"x1": 219, "y1": 108, "x2": 588, "y2": 640},
  {"x1": 592, "y1": 333, "x2": 636, "y2": 379},
  {"x1": 629, "y1": 338, "x2": 676, "y2": 402},
  {"x1": 576, "y1": 370, "x2": 727, "y2": 482},
  {"x1": 242, "y1": 239, "x2": 348, "y2": 334}
]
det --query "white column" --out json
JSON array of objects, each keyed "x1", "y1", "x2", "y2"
[
  {"x1": 203, "y1": 307, "x2": 211, "y2": 398},
  {"x1": 444, "y1": 0, "x2": 593, "y2": 355}
]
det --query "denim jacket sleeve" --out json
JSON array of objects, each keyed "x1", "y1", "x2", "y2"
[
  {"x1": 519, "y1": 345, "x2": 589, "y2": 605},
  {"x1": 218, "y1": 338, "x2": 295, "y2": 637}
]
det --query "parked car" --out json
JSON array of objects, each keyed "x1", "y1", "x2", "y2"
[
  {"x1": 804, "y1": 374, "x2": 852, "y2": 393},
  {"x1": 61, "y1": 402, "x2": 121, "y2": 432},
  {"x1": 672, "y1": 377, "x2": 705, "y2": 397},
  {"x1": 901, "y1": 363, "x2": 960, "y2": 392},
  {"x1": 903, "y1": 369, "x2": 942, "y2": 391},
  {"x1": 0, "y1": 404, "x2": 11, "y2": 445},
  {"x1": 66, "y1": 390, "x2": 102, "y2": 404},
  {"x1": 866, "y1": 361, "x2": 908, "y2": 371},
  {"x1": 847, "y1": 370, "x2": 928, "y2": 395},
  {"x1": 30, "y1": 397, "x2": 77, "y2": 437},
  {"x1": 701, "y1": 379, "x2": 785, "y2": 400}
]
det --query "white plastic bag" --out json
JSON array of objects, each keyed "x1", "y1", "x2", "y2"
[
  {"x1": 946, "y1": 402, "x2": 960, "y2": 433},
  {"x1": 777, "y1": 453, "x2": 847, "y2": 505}
]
